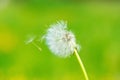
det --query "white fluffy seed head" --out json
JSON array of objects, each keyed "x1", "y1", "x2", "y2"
[{"x1": 45, "y1": 21, "x2": 80, "y2": 58}]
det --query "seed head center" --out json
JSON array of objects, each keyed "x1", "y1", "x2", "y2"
[{"x1": 62, "y1": 33, "x2": 72, "y2": 42}]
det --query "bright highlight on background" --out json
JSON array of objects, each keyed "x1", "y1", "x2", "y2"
[{"x1": 0, "y1": 0, "x2": 120, "y2": 80}]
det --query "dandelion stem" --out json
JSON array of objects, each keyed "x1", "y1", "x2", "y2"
[
  {"x1": 74, "y1": 49, "x2": 89, "y2": 80},
  {"x1": 32, "y1": 42, "x2": 42, "y2": 51}
]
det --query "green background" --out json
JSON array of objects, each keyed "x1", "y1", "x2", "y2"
[{"x1": 0, "y1": 0, "x2": 120, "y2": 80}]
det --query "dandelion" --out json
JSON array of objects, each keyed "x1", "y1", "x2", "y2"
[
  {"x1": 44, "y1": 21, "x2": 89, "y2": 80},
  {"x1": 25, "y1": 35, "x2": 42, "y2": 51}
]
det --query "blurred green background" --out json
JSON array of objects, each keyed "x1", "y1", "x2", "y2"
[{"x1": 0, "y1": 0, "x2": 120, "y2": 80}]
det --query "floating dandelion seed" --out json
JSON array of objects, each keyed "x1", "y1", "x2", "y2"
[
  {"x1": 44, "y1": 21, "x2": 89, "y2": 80},
  {"x1": 25, "y1": 35, "x2": 36, "y2": 45},
  {"x1": 25, "y1": 35, "x2": 42, "y2": 51}
]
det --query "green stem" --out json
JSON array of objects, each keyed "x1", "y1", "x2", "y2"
[{"x1": 74, "y1": 49, "x2": 89, "y2": 80}]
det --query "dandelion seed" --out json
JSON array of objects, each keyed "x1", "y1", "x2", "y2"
[
  {"x1": 25, "y1": 35, "x2": 36, "y2": 45},
  {"x1": 44, "y1": 20, "x2": 89, "y2": 80},
  {"x1": 25, "y1": 35, "x2": 42, "y2": 51}
]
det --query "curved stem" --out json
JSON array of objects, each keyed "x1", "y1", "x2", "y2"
[{"x1": 74, "y1": 49, "x2": 89, "y2": 80}]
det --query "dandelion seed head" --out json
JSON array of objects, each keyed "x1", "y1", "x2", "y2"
[{"x1": 45, "y1": 20, "x2": 80, "y2": 58}]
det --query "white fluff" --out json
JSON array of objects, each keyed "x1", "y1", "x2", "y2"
[{"x1": 45, "y1": 21, "x2": 80, "y2": 58}]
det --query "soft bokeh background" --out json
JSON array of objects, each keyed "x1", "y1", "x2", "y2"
[{"x1": 0, "y1": 0, "x2": 120, "y2": 80}]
